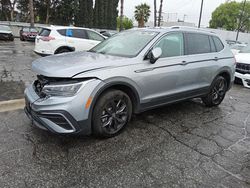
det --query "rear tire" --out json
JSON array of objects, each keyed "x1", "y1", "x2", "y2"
[
  {"x1": 202, "y1": 76, "x2": 228, "y2": 107},
  {"x1": 92, "y1": 90, "x2": 132, "y2": 138}
]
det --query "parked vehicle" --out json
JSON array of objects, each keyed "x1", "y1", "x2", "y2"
[
  {"x1": 0, "y1": 25, "x2": 14, "y2": 41},
  {"x1": 34, "y1": 26, "x2": 105, "y2": 56},
  {"x1": 226, "y1": 39, "x2": 247, "y2": 46},
  {"x1": 230, "y1": 43, "x2": 247, "y2": 55},
  {"x1": 25, "y1": 27, "x2": 235, "y2": 137},
  {"x1": 20, "y1": 27, "x2": 39, "y2": 41},
  {"x1": 235, "y1": 46, "x2": 250, "y2": 88}
]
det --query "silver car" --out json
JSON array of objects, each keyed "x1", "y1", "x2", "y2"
[{"x1": 24, "y1": 27, "x2": 235, "y2": 137}]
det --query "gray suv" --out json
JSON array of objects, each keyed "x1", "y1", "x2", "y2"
[{"x1": 24, "y1": 27, "x2": 235, "y2": 137}]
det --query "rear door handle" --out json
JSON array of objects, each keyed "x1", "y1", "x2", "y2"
[{"x1": 214, "y1": 57, "x2": 219, "y2": 61}]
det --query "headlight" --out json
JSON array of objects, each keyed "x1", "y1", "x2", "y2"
[{"x1": 42, "y1": 81, "x2": 88, "y2": 97}]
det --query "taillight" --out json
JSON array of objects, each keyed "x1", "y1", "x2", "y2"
[{"x1": 40, "y1": 36, "x2": 55, "y2": 42}]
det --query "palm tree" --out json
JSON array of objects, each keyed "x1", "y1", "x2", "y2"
[
  {"x1": 158, "y1": 0, "x2": 163, "y2": 27},
  {"x1": 134, "y1": 3, "x2": 151, "y2": 28}
]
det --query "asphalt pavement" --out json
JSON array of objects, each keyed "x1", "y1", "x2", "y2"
[{"x1": 0, "y1": 39, "x2": 250, "y2": 188}]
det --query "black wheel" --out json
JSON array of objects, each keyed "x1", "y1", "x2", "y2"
[
  {"x1": 202, "y1": 76, "x2": 228, "y2": 107},
  {"x1": 20, "y1": 37, "x2": 24, "y2": 41},
  {"x1": 56, "y1": 48, "x2": 70, "y2": 54},
  {"x1": 92, "y1": 90, "x2": 132, "y2": 138}
]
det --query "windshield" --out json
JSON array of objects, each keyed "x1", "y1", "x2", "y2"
[
  {"x1": 239, "y1": 45, "x2": 250, "y2": 53},
  {"x1": 0, "y1": 25, "x2": 11, "y2": 31},
  {"x1": 90, "y1": 30, "x2": 159, "y2": 57}
]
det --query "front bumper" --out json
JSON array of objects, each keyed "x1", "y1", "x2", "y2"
[
  {"x1": 235, "y1": 72, "x2": 250, "y2": 89},
  {"x1": 24, "y1": 79, "x2": 103, "y2": 135}
]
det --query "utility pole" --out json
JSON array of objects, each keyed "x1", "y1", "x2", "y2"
[
  {"x1": 154, "y1": 0, "x2": 157, "y2": 27},
  {"x1": 236, "y1": 0, "x2": 247, "y2": 41},
  {"x1": 198, "y1": 0, "x2": 204, "y2": 28},
  {"x1": 158, "y1": 0, "x2": 163, "y2": 27},
  {"x1": 119, "y1": 0, "x2": 124, "y2": 31}
]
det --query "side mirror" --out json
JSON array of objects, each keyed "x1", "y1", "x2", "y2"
[{"x1": 149, "y1": 47, "x2": 162, "y2": 64}]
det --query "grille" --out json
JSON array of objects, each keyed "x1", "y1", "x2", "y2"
[{"x1": 236, "y1": 63, "x2": 250, "y2": 74}]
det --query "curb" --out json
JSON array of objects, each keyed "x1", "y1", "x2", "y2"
[{"x1": 0, "y1": 99, "x2": 25, "y2": 113}]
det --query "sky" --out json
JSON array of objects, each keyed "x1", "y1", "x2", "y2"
[{"x1": 121, "y1": 0, "x2": 242, "y2": 27}]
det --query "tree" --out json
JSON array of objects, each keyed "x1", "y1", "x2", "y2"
[
  {"x1": 75, "y1": 0, "x2": 93, "y2": 27},
  {"x1": 209, "y1": 1, "x2": 250, "y2": 32},
  {"x1": 134, "y1": 3, "x2": 151, "y2": 28},
  {"x1": 117, "y1": 16, "x2": 133, "y2": 30},
  {"x1": 93, "y1": 0, "x2": 119, "y2": 29},
  {"x1": 29, "y1": 0, "x2": 34, "y2": 26},
  {"x1": 158, "y1": 0, "x2": 163, "y2": 27}
]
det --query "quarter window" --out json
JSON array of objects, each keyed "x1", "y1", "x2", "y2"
[
  {"x1": 154, "y1": 33, "x2": 184, "y2": 58},
  {"x1": 213, "y1": 36, "x2": 224, "y2": 52},
  {"x1": 209, "y1": 36, "x2": 216, "y2": 53},
  {"x1": 185, "y1": 33, "x2": 211, "y2": 55}
]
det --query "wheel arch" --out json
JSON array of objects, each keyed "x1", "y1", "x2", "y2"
[
  {"x1": 88, "y1": 81, "x2": 141, "y2": 122},
  {"x1": 217, "y1": 70, "x2": 232, "y2": 90}
]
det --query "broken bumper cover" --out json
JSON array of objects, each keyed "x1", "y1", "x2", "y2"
[{"x1": 24, "y1": 79, "x2": 103, "y2": 135}]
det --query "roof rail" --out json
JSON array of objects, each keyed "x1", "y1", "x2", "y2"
[{"x1": 170, "y1": 26, "x2": 217, "y2": 34}]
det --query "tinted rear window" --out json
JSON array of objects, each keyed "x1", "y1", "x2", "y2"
[
  {"x1": 72, "y1": 29, "x2": 87, "y2": 39},
  {"x1": 39, "y1": 28, "x2": 51, "y2": 36},
  {"x1": 185, "y1": 33, "x2": 211, "y2": 55},
  {"x1": 213, "y1": 36, "x2": 224, "y2": 52}
]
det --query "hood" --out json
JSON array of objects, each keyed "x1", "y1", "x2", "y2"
[
  {"x1": 32, "y1": 51, "x2": 129, "y2": 78},
  {"x1": 0, "y1": 30, "x2": 12, "y2": 34},
  {"x1": 235, "y1": 53, "x2": 250, "y2": 65}
]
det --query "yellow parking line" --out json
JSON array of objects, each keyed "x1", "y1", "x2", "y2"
[{"x1": 0, "y1": 99, "x2": 25, "y2": 113}]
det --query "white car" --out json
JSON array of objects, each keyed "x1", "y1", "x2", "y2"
[
  {"x1": 230, "y1": 43, "x2": 247, "y2": 55},
  {"x1": 235, "y1": 46, "x2": 250, "y2": 88},
  {"x1": 34, "y1": 26, "x2": 105, "y2": 56}
]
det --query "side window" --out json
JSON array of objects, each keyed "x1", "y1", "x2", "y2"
[
  {"x1": 213, "y1": 36, "x2": 224, "y2": 52},
  {"x1": 154, "y1": 33, "x2": 184, "y2": 58},
  {"x1": 72, "y1": 29, "x2": 87, "y2": 39},
  {"x1": 65, "y1": 29, "x2": 87, "y2": 39},
  {"x1": 86, "y1": 30, "x2": 104, "y2": 41},
  {"x1": 185, "y1": 33, "x2": 211, "y2": 55}
]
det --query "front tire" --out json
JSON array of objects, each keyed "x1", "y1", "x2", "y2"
[
  {"x1": 92, "y1": 90, "x2": 132, "y2": 138},
  {"x1": 202, "y1": 76, "x2": 228, "y2": 107}
]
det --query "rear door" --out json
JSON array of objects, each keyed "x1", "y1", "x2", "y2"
[{"x1": 183, "y1": 32, "x2": 220, "y2": 89}]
